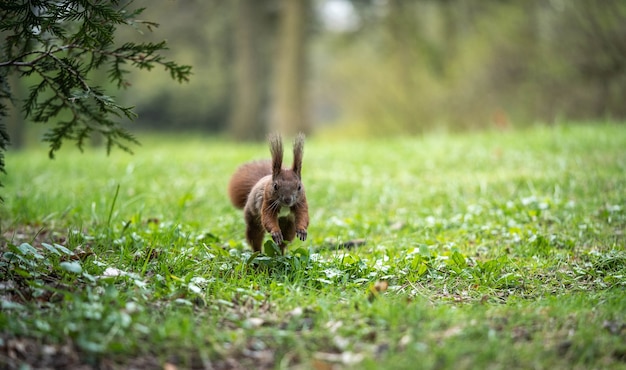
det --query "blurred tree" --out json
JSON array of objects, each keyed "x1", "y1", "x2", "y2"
[
  {"x1": 385, "y1": 0, "x2": 421, "y2": 133},
  {"x1": 230, "y1": 0, "x2": 276, "y2": 140},
  {"x1": 473, "y1": 0, "x2": 626, "y2": 124},
  {"x1": 317, "y1": 0, "x2": 625, "y2": 135},
  {"x1": 553, "y1": 0, "x2": 626, "y2": 119},
  {"x1": 123, "y1": 0, "x2": 233, "y2": 133},
  {"x1": 0, "y1": 0, "x2": 191, "y2": 193},
  {"x1": 4, "y1": 73, "x2": 25, "y2": 150},
  {"x1": 270, "y1": 0, "x2": 311, "y2": 135}
]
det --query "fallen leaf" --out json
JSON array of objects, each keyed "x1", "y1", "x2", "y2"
[
  {"x1": 325, "y1": 320, "x2": 343, "y2": 333},
  {"x1": 311, "y1": 359, "x2": 334, "y2": 370},
  {"x1": 342, "y1": 351, "x2": 364, "y2": 365},
  {"x1": 440, "y1": 325, "x2": 463, "y2": 339},
  {"x1": 163, "y1": 363, "x2": 177, "y2": 370},
  {"x1": 398, "y1": 334, "x2": 411, "y2": 350},
  {"x1": 333, "y1": 335, "x2": 349, "y2": 350},
  {"x1": 100, "y1": 267, "x2": 127, "y2": 277},
  {"x1": 368, "y1": 281, "x2": 389, "y2": 302},
  {"x1": 67, "y1": 245, "x2": 94, "y2": 261},
  {"x1": 289, "y1": 306, "x2": 304, "y2": 317},
  {"x1": 313, "y1": 351, "x2": 364, "y2": 365},
  {"x1": 245, "y1": 317, "x2": 265, "y2": 328}
]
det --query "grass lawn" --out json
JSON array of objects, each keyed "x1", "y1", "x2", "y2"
[{"x1": 1, "y1": 123, "x2": 625, "y2": 369}]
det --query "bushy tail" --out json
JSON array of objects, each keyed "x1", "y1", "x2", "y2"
[{"x1": 227, "y1": 160, "x2": 272, "y2": 208}]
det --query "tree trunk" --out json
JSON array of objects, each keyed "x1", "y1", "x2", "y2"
[
  {"x1": 270, "y1": 0, "x2": 310, "y2": 136},
  {"x1": 230, "y1": 0, "x2": 272, "y2": 141},
  {"x1": 386, "y1": 0, "x2": 420, "y2": 133},
  {"x1": 6, "y1": 73, "x2": 25, "y2": 150}
]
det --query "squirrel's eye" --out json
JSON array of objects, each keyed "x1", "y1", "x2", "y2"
[
  {"x1": 297, "y1": 184, "x2": 302, "y2": 191},
  {"x1": 273, "y1": 183, "x2": 279, "y2": 190}
]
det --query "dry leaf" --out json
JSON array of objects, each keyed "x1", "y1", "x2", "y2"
[
  {"x1": 245, "y1": 317, "x2": 265, "y2": 328},
  {"x1": 368, "y1": 281, "x2": 389, "y2": 302},
  {"x1": 163, "y1": 362, "x2": 178, "y2": 370}
]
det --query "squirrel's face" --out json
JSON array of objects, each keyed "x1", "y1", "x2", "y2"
[{"x1": 272, "y1": 171, "x2": 303, "y2": 208}]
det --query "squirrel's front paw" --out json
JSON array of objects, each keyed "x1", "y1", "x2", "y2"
[
  {"x1": 271, "y1": 231, "x2": 284, "y2": 245},
  {"x1": 296, "y1": 229, "x2": 307, "y2": 241}
]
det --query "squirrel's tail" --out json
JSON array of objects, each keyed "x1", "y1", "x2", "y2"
[{"x1": 227, "y1": 160, "x2": 272, "y2": 209}]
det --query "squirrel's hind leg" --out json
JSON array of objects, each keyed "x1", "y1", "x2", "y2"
[
  {"x1": 245, "y1": 212, "x2": 265, "y2": 252},
  {"x1": 278, "y1": 215, "x2": 296, "y2": 254}
]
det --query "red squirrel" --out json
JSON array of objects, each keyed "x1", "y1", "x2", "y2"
[{"x1": 228, "y1": 133, "x2": 309, "y2": 253}]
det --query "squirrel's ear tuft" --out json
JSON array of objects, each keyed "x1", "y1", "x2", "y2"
[
  {"x1": 269, "y1": 133, "x2": 283, "y2": 178},
  {"x1": 292, "y1": 132, "x2": 305, "y2": 177}
]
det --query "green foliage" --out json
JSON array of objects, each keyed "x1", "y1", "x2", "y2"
[
  {"x1": 0, "y1": 0, "x2": 192, "y2": 190},
  {"x1": 320, "y1": 0, "x2": 626, "y2": 135},
  {"x1": 1, "y1": 124, "x2": 626, "y2": 368}
]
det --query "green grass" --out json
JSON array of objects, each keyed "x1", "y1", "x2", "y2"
[{"x1": 1, "y1": 123, "x2": 626, "y2": 369}]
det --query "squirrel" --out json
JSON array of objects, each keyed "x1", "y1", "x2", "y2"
[{"x1": 228, "y1": 133, "x2": 309, "y2": 254}]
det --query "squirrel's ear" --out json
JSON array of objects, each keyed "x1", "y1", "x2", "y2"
[
  {"x1": 269, "y1": 133, "x2": 283, "y2": 178},
  {"x1": 292, "y1": 132, "x2": 305, "y2": 177}
]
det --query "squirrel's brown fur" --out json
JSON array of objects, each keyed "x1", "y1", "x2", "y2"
[{"x1": 228, "y1": 133, "x2": 309, "y2": 253}]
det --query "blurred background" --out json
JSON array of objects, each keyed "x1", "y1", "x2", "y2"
[{"x1": 6, "y1": 0, "x2": 626, "y2": 145}]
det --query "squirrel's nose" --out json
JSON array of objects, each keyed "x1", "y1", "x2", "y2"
[{"x1": 284, "y1": 195, "x2": 295, "y2": 206}]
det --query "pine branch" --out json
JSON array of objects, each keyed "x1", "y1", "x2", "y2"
[{"x1": 0, "y1": 0, "x2": 192, "y2": 194}]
